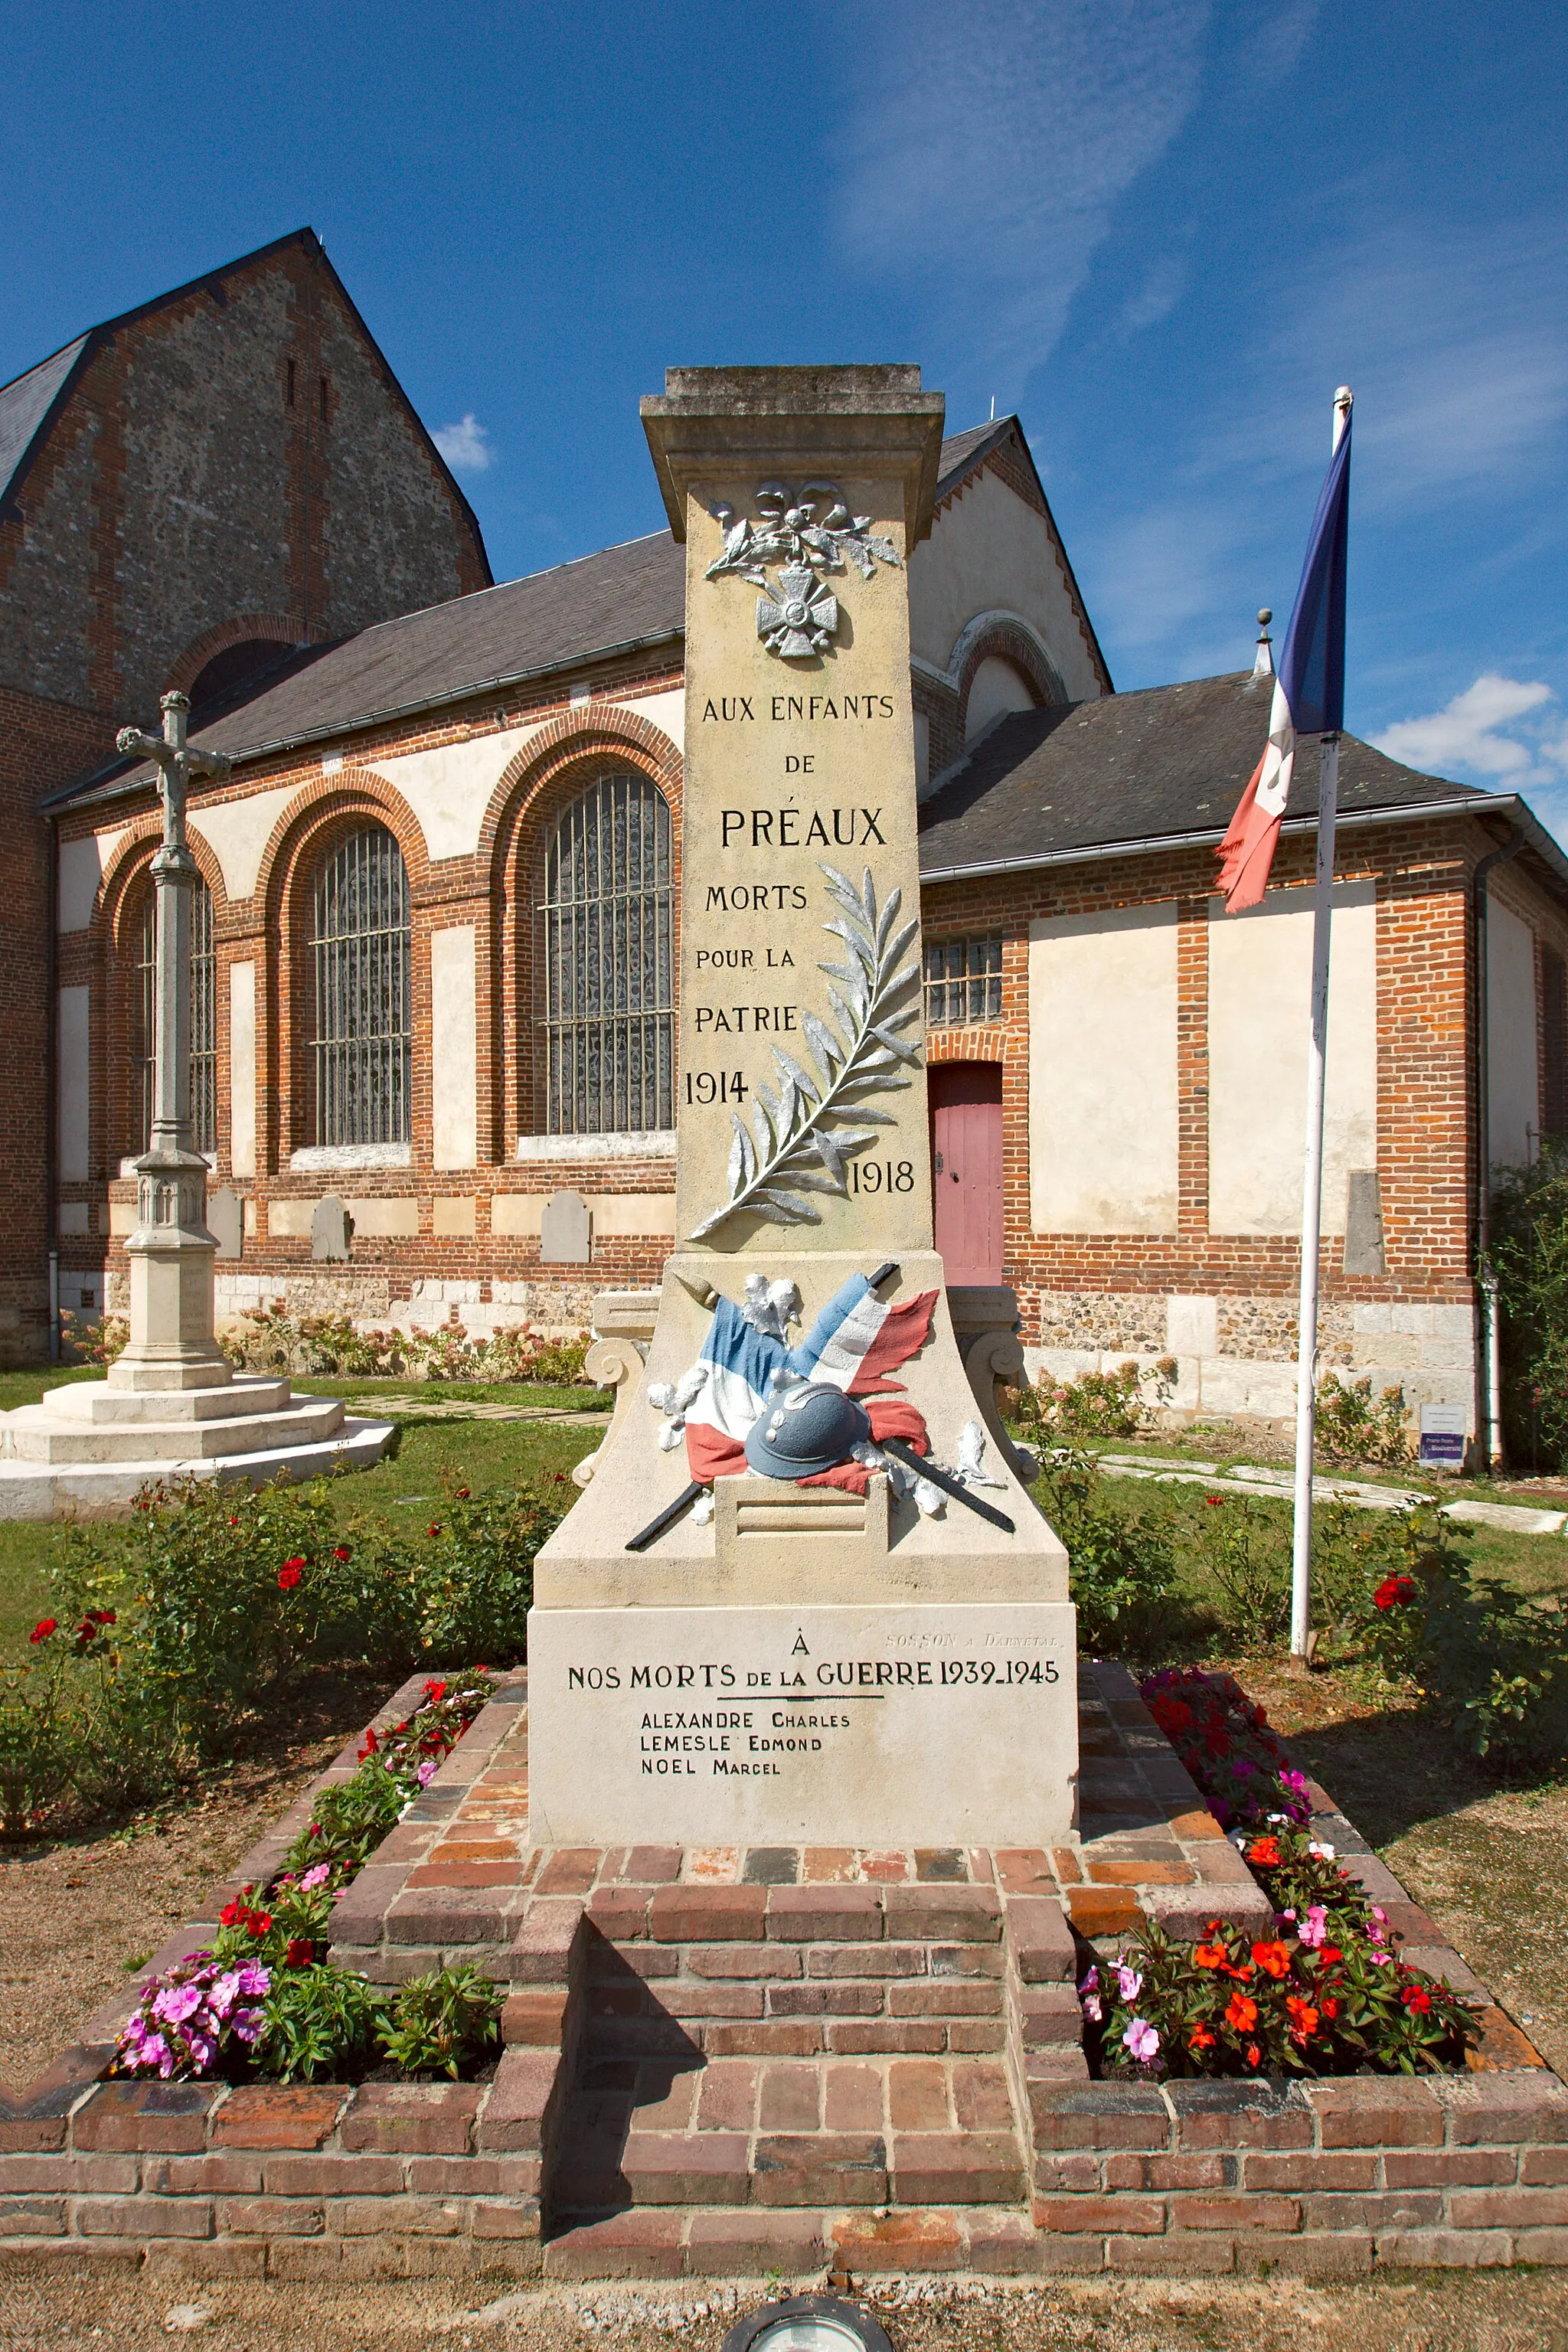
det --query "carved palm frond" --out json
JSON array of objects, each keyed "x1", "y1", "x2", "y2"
[{"x1": 686, "y1": 863, "x2": 923, "y2": 1242}]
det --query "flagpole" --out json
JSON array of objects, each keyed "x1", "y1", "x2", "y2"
[{"x1": 1290, "y1": 384, "x2": 1354, "y2": 1665}]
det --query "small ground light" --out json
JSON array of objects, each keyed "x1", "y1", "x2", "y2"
[{"x1": 720, "y1": 2295, "x2": 895, "y2": 2352}]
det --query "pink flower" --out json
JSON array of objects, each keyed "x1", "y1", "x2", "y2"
[
  {"x1": 1122, "y1": 2018, "x2": 1160, "y2": 2063},
  {"x1": 299, "y1": 1862, "x2": 332, "y2": 1890},
  {"x1": 416, "y1": 1758, "x2": 439, "y2": 1785},
  {"x1": 1112, "y1": 1964, "x2": 1142, "y2": 2003},
  {"x1": 1298, "y1": 1904, "x2": 1329, "y2": 1949}
]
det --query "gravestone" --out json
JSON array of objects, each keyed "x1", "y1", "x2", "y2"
[
  {"x1": 540, "y1": 1189, "x2": 592, "y2": 1264},
  {"x1": 1343, "y1": 1169, "x2": 1387, "y2": 1276},
  {"x1": 207, "y1": 1185, "x2": 243, "y2": 1260},
  {"x1": 311, "y1": 1195, "x2": 353, "y2": 1261},
  {"x1": 526, "y1": 369, "x2": 1076, "y2": 1849}
]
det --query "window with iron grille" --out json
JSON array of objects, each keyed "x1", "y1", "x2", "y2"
[
  {"x1": 311, "y1": 825, "x2": 412, "y2": 1146},
  {"x1": 132, "y1": 878, "x2": 217, "y2": 1155},
  {"x1": 537, "y1": 774, "x2": 674, "y2": 1135},
  {"x1": 923, "y1": 935, "x2": 1003, "y2": 1027}
]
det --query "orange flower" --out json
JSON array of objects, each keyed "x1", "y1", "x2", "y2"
[
  {"x1": 1225, "y1": 1991, "x2": 1258, "y2": 2033},
  {"x1": 1193, "y1": 1941, "x2": 1229, "y2": 1971},
  {"x1": 1246, "y1": 2042, "x2": 1262, "y2": 2067},
  {"x1": 1188, "y1": 2025, "x2": 1216, "y2": 2051},
  {"x1": 1285, "y1": 1995, "x2": 1320, "y2": 2039},
  {"x1": 1247, "y1": 1836, "x2": 1282, "y2": 1867},
  {"x1": 1251, "y1": 1940, "x2": 1292, "y2": 1979}
]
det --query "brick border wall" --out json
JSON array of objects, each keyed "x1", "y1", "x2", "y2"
[{"x1": 5, "y1": 1659, "x2": 1565, "y2": 2278}]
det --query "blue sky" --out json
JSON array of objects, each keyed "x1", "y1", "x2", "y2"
[{"x1": 5, "y1": 1, "x2": 1566, "y2": 828}]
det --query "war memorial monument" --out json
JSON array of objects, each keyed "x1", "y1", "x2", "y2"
[{"x1": 527, "y1": 366, "x2": 1078, "y2": 1851}]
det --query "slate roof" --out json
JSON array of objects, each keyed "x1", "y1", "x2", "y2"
[
  {"x1": 0, "y1": 336, "x2": 89, "y2": 511},
  {"x1": 917, "y1": 669, "x2": 1494, "y2": 879},
  {"x1": 47, "y1": 420, "x2": 1091, "y2": 812}
]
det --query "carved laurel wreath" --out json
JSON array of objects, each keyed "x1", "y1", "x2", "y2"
[{"x1": 687, "y1": 864, "x2": 923, "y2": 1242}]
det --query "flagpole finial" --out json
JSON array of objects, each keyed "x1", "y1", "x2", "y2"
[{"x1": 1333, "y1": 385, "x2": 1354, "y2": 451}]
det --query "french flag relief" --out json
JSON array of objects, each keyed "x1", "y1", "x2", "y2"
[
  {"x1": 1217, "y1": 409, "x2": 1353, "y2": 913},
  {"x1": 682, "y1": 1272, "x2": 936, "y2": 1494}
]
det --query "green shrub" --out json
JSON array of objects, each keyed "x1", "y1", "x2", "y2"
[
  {"x1": 1313, "y1": 1373, "x2": 1412, "y2": 1466},
  {"x1": 251, "y1": 1964, "x2": 384, "y2": 2083},
  {"x1": 1017, "y1": 1359, "x2": 1177, "y2": 1446},
  {"x1": 1493, "y1": 1144, "x2": 1568, "y2": 1468},
  {"x1": 1034, "y1": 1449, "x2": 1176, "y2": 1647},
  {"x1": 376, "y1": 1965, "x2": 503, "y2": 2079},
  {"x1": 222, "y1": 1302, "x2": 596, "y2": 1388},
  {"x1": 1197, "y1": 1492, "x2": 1291, "y2": 1645}
]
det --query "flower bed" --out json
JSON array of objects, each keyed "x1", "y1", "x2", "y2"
[
  {"x1": 1070, "y1": 1668, "x2": 1481, "y2": 2086},
  {"x1": 113, "y1": 1674, "x2": 505, "y2": 2087}
]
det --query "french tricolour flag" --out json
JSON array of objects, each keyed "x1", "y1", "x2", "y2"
[
  {"x1": 1217, "y1": 411, "x2": 1352, "y2": 913},
  {"x1": 683, "y1": 1272, "x2": 936, "y2": 1493}
]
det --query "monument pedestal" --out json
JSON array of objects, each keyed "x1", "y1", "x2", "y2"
[{"x1": 529, "y1": 1254, "x2": 1077, "y2": 1847}]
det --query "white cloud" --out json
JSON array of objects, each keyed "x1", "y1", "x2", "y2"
[
  {"x1": 838, "y1": 0, "x2": 1213, "y2": 386},
  {"x1": 1119, "y1": 255, "x2": 1188, "y2": 335},
  {"x1": 1374, "y1": 675, "x2": 1568, "y2": 786},
  {"x1": 432, "y1": 413, "x2": 493, "y2": 474}
]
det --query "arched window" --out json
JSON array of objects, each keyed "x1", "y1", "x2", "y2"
[
  {"x1": 537, "y1": 774, "x2": 673, "y2": 1135},
  {"x1": 310, "y1": 825, "x2": 411, "y2": 1146},
  {"x1": 131, "y1": 877, "x2": 217, "y2": 1155}
]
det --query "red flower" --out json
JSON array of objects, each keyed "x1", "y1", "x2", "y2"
[
  {"x1": 332, "y1": 1546, "x2": 351, "y2": 1562},
  {"x1": 1374, "y1": 1574, "x2": 1418, "y2": 1612},
  {"x1": 220, "y1": 1900, "x2": 244, "y2": 1927},
  {"x1": 1205, "y1": 1494, "x2": 1225, "y2": 1506},
  {"x1": 1225, "y1": 1991, "x2": 1258, "y2": 2033},
  {"x1": 1251, "y1": 1940, "x2": 1292, "y2": 1980},
  {"x1": 358, "y1": 1724, "x2": 380, "y2": 1760},
  {"x1": 249, "y1": 1909, "x2": 272, "y2": 1935},
  {"x1": 1321, "y1": 1945, "x2": 1343, "y2": 1966},
  {"x1": 1188, "y1": 2024, "x2": 1216, "y2": 2051},
  {"x1": 457, "y1": 1488, "x2": 470, "y2": 1499},
  {"x1": 1285, "y1": 1995, "x2": 1320, "y2": 2039},
  {"x1": 278, "y1": 1558, "x2": 304, "y2": 1590},
  {"x1": 1247, "y1": 1837, "x2": 1282, "y2": 1869},
  {"x1": 423, "y1": 1678, "x2": 448, "y2": 1703},
  {"x1": 1400, "y1": 1984, "x2": 1432, "y2": 2014},
  {"x1": 28, "y1": 1619, "x2": 56, "y2": 1643},
  {"x1": 1321, "y1": 1996, "x2": 1340, "y2": 2020},
  {"x1": 285, "y1": 1939, "x2": 314, "y2": 1968},
  {"x1": 1246, "y1": 2042, "x2": 1262, "y2": 2068},
  {"x1": 428, "y1": 1524, "x2": 442, "y2": 1538},
  {"x1": 1194, "y1": 1941, "x2": 1229, "y2": 1972}
]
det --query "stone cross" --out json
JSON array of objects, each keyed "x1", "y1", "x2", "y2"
[
  {"x1": 108, "y1": 692, "x2": 234, "y2": 1390},
  {"x1": 115, "y1": 692, "x2": 230, "y2": 1165}
]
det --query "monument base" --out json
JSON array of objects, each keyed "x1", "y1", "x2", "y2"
[{"x1": 526, "y1": 1597, "x2": 1078, "y2": 1847}]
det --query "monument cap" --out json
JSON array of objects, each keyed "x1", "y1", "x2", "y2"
[{"x1": 743, "y1": 1381, "x2": 872, "y2": 1481}]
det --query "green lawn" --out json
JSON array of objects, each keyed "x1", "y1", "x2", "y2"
[{"x1": 0, "y1": 1371, "x2": 609, "y2": 1647}]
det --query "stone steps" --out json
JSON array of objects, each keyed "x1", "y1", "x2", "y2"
[
  {"x1": 39, "y1": 1372, "x2": 291, "y2": 1423},
  {"x1": 0, "y1": 1413, "x2": 394, "y2": 1517},
  {"x1": 550, "y1": 2051, "x2": 1028, "y2": 2219},
  {"x1": 2, "y1": 1392, "x2": 345, "y2": 1462}
]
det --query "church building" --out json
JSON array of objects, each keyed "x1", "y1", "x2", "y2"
[{"x1": 14, "y1": 237, "x2": 1568, "y2": 1447}]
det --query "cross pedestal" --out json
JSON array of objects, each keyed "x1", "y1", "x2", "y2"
[{"x1": 0, "y1": 695, "x2": 394, "y2": 1514}]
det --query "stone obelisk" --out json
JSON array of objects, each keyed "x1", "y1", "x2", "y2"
[{"x1": 526, "y1": 369, "x2": 1076, "y2": 1849}]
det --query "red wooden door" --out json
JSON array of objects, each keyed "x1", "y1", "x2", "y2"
[{"x1": 929, "y1": 1063, "x2": 1004, "y2": 1284}]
